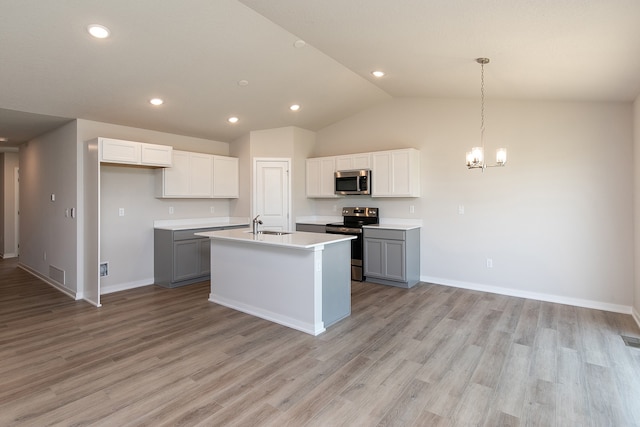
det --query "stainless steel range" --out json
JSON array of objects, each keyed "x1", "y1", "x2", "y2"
[{"x1": 325, "y1": 207, "x2": 379, "y2": 281}]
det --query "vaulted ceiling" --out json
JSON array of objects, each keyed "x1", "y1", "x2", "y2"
[{"x1": 1, "y1": 0, "x2": 639, "y2": 147}]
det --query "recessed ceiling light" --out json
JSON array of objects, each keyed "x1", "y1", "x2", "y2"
[
  {"x1": 0, "y1": 137, "x2": 7, "y2": 142},
  {"x1": 149, "y1": 98, "x2": 164, "y2": 106},
  {"x1": 228, "y1": 117, "x2": 239, "y2": 124},
  {"x1": 293, "y1": 40, "x2": 306, "y2": 48},
  {"x1": 238, "y1": 80, "x2": 249, "y2": 86},
  {"x1": 371, "y1": 70, "x2": 385, "y2": 78},
  {"x1": 289, "y1": 104, "x2": 301, "y2": 111},
  {"x1": 87, "y1": 24, "x2": 110, "y2": 39}
]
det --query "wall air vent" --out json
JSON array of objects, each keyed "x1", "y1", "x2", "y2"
[{"x1": 49, "y1": 265, "x2": 65, "y2": 285}]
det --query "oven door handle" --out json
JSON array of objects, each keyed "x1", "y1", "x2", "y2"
[{"x1": 325, "y1": 227, "x2": 362, "y2": 235}]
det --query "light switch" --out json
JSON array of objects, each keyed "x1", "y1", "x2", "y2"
[
  {"x1": 51, "y1": 194, "x2": 55, "y2": 202},
  {"x1": 458, "y1": 205, "x2": 465, "y2": 215},
  {"x1": 119, "y1": 208, "x2": 125, "y2": 217}
]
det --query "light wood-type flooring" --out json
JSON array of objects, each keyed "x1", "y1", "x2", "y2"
[{"x1": 1, "y1": 257, "x2": 640, "y2": 426}]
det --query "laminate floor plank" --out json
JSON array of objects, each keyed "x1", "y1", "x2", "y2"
[
  {"x1": 556, "y1": 347, "x2": 591, "y2": 426},
  {"x1": 486, "y1": 342, "x2": 533, "y2": 419},
  {"x1": 419, "y1": 342, "x2": 484, "y2": 419},
  {"x1": 1, "y1": 258, "x2": 639, "y2": 426}
]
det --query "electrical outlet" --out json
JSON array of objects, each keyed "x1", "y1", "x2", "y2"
[
  {"x1": 486, "y1": 258, "x2": 493, "y2": 268},
  {"x1": 410, "y1": 205, "x2": 415, "y2": 214},
  {"x1": 169, "y1": 206, "x2": 174, "y2": 214},
  {"x1": 100, "y1": 262, "x2": 109, "y2": 277},
  {"x1": 50, "y1": 194, "x2": 55, "y2": 202},
  {"x1": 458, "y1": 205, "x2": 465, "y2": 215},
  {"x1": 210, "y1": 206, "x2": 215, "y2": 214},
  {"x1": 119, "y1": 208, "x2": 125, "y2": 217},
  {"x1": 333, "y1": 205, "x2": 337, "y2": 212}
]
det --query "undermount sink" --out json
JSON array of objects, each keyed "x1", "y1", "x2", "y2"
[
  {"x1": 259, "y1": 230, "x2": 292, "y2": 235},
  {"x1": 246, "y1": 230, "x2": 292, "y2": 236}
]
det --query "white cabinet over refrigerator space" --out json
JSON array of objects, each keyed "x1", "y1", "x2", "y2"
[{"x1": 97, "y1": 137, "x2": 172, "y2": 167}]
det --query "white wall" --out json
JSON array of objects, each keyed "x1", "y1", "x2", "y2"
[
  {"x1": 20, "y1": 121, "x2": 79, "y2": 292},
  {"x1": 75, "y1": 119, "x2": 233, "y2": 292},
  {"x1": 315, "y1": 98, "x2": 634, "y2": 310},
  {"x1": 0, "y1": 152, "x2": 19, "y2": 257}
]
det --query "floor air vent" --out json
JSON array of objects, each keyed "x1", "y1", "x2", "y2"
[{"x1": 621, "y1": 335, "x2": 640, "y2": 349}]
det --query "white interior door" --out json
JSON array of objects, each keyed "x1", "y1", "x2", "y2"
[{"x1": 254, "y1": 159, "x2": 290, "y2": 231}]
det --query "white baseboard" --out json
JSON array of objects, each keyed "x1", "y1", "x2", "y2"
[
  {"x1": 421, "y1": 275, "x2": 633, "y2": 315},
  {"x1": 18, "y1": 263, "x2": 81, "y2": 301},
  {"x1": 100, "y1": 277, "x2": 155, "y2": 294},
  {"x1": 210, "y1": 293, "x2": 325, "y2": 336},
  {"x1": 632, "y1": 307, "x2": 640, "y2": 330},
  {"x1": 1, "y1": 252, "x2": 18, "y2": 259}
]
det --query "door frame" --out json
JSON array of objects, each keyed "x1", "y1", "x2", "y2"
[
  {"x1": 14, "y1": 167, "x2": 20, "y2": 257},
  {"x1": 252, "y1": 157, "x2": 292, "y2": 231}
]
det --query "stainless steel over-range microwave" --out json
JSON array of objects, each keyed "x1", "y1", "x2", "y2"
[{"x1": 335, "y1": 169, "x2": 371, "y2": 195}]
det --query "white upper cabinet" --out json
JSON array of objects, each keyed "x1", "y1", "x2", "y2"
[
  {"x1": 98, "y1": 137, "x2": 172, "y2": 167},
  {"x1": 335, "y1": 153, "x2": 371, "y2": 171},
  {"x1": 212, "y1": 155, "x2": 239, "y2": 198},
  {"x1": 188, "y1": 152, "x2": 214, "y2": 197},
  {"x1": 159, "y1": 151, "x2": 212, "y2": 198},
  {"x1": 371, "y1": 148, "x2": 421, "y2": 197},
  {"x1": 157, "y1": 150, "x2": 238, "y2": 199},
  {"x1": 306, "y1": 156, "x2": 339, "y2": 198}
]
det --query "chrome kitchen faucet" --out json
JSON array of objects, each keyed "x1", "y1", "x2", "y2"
[{"x1": 252, "y1": 215, "x2": 263, "y2": 234}]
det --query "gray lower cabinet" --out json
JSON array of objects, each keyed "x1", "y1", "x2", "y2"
[
  {"x1": 363, "y1": 227, "x2": 420, "y2": 288},
  {"x1": 155, "y1": 225, "x2": 246, "y2": 287},
  {"x1": 296, "y1": 223, "x2": 327, "y2": 233}
]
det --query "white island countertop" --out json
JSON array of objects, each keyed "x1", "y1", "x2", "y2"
[{"x1": 196, "y1": 228, "x2": 355, "y2": 250}]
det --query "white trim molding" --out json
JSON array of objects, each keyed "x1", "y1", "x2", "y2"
[
  {"x1": 421, "y1": 275, "x2": 633, "y2": 315},
  {"x1": 18, "y1": 263, "x2": 81, "y2": 301}
]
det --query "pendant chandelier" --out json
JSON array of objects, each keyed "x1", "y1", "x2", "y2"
[{"x1": 466, "y1": 58, "x2": 507, "y2": 170}]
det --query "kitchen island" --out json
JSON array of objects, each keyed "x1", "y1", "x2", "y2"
[{"x1": 196, "y1": 229, "x2": 356, "y2": 335}]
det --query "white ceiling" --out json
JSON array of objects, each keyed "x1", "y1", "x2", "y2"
[{"x1": 1, "y1": 0, "x2": 639, "y2": 147}]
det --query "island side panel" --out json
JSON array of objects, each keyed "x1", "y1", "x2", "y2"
[
  {"x1": 209, "y1": 239, "x2": 325, "y2": 335},
  {"x1": 321, "y1": 241, "x2": 351, "y2": 327}
]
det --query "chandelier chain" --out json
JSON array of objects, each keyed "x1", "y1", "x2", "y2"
[{"x1": 480, "y1": 60, "x2": 485, "y2": 150}]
